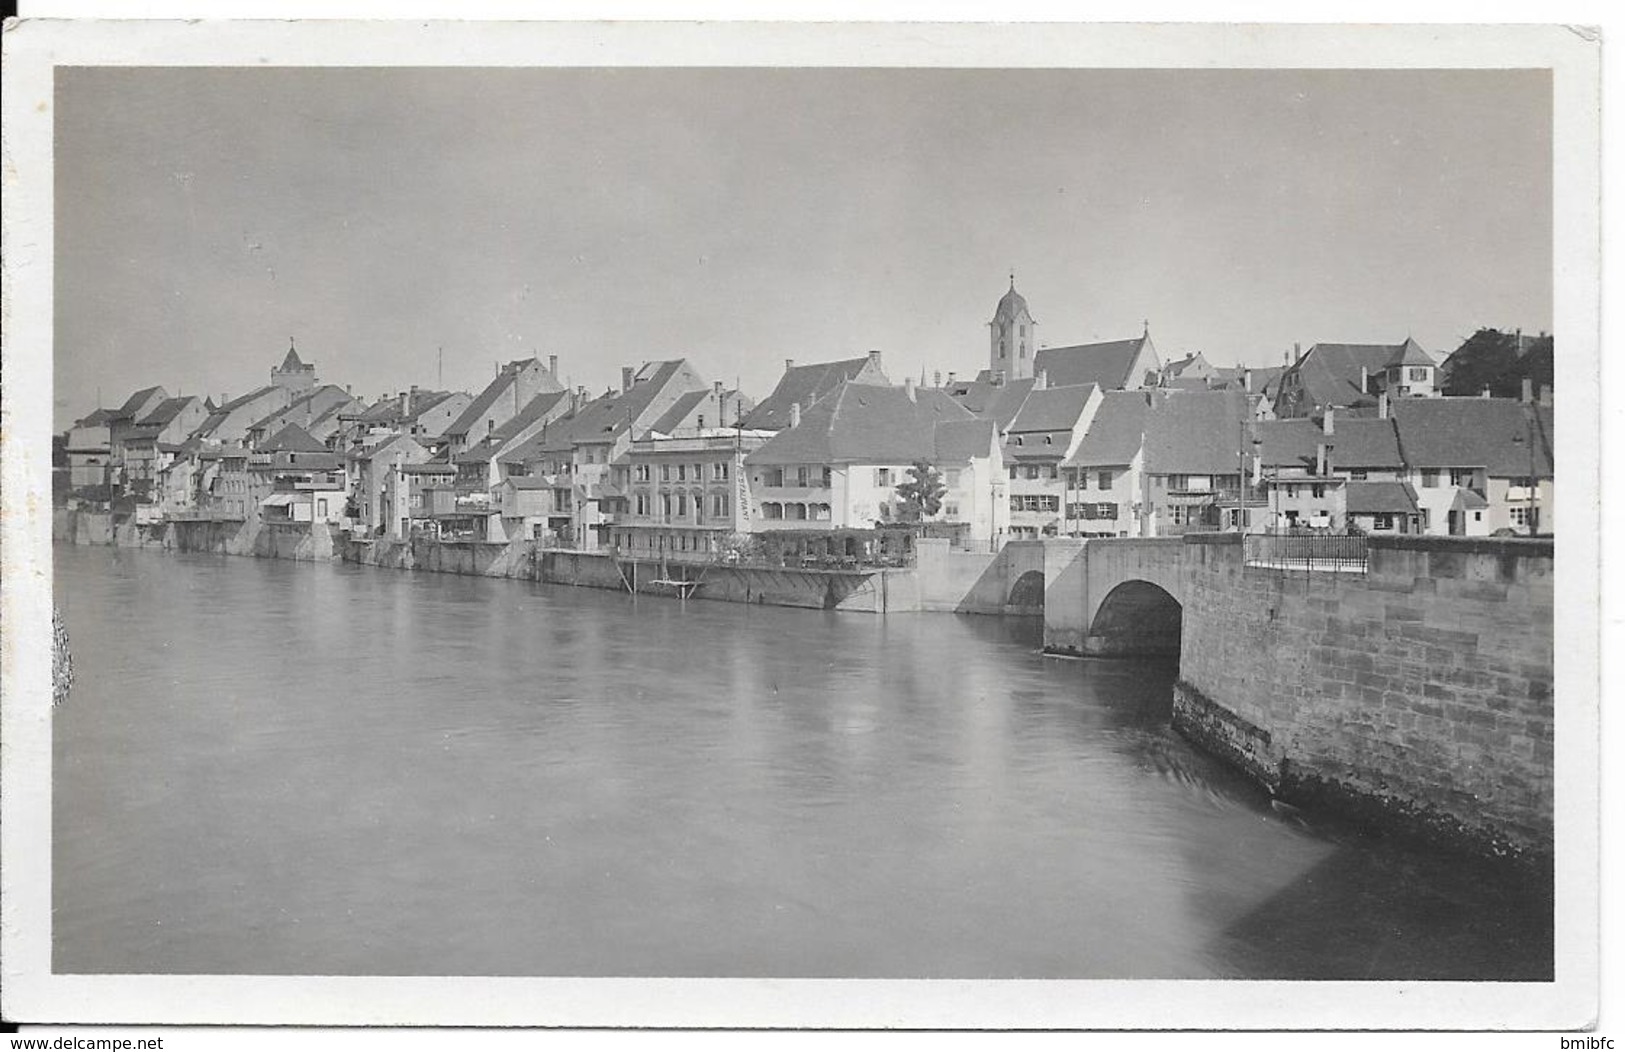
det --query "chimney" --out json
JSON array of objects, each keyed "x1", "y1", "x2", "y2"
[
  {"x1": 1032, "y1": 368, "x2": 1047, "y2": 391},
  {"x1": 947, "y1": 371, "x2": 957, "y2": 385},
  {"x1": 1378, "y1": 392, "x2": 1389, "y2": 419},
  {"x1": 1482, "y1": 386, "x2": 1492, "y2": 399},
  {"x1": 1521, "y1": 377, "x2": 1533, "y2": 404},
  {"x1": 868, "y1": 349, "x2": 882, "y2": 370},
  {"x1": 904, "y1": 375, "x2": 917, "y2": 402},
  {"x1": 713, "y1": 380, "x2": 723, "y2": 400},
  {"x1": 621, "y1": 367, "x2": 634, "y2": 393},
  {"x1": 399, "y1": 390, "x2": 409, "y2": 414},
  {"x1": 1539, "y1": 385, "x2": 1553, "y2": 408},
  {"x1": 1315, "y1": 442, "x2": 1328, "y2": 477},
  {"x1": 548, "y1": 354, "x2": 559, "y2": 378},
  {"x1": 933, "y1": 370, "x2": 942, "y2": 387},
  {"x1": 1244, "y1": 368, "x2": 1253, "y2": 394},
  {"x1": 790, "y1": 402, "x2": 801, "y2": 429},
  {"x1": 1359, "y1": 365, "x2": 1368, "y2": 394},
  {"x1": 1293, "y1": 342, "x2": 1303, "y2": 364},
  {"x1": 785, "y1": 358, "x2": 796, "y2": 374},
  {"x1": 1322, "y1": 407, "x2": 1334, "y2": 436}
]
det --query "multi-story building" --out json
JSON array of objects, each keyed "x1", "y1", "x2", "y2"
[
  {"x1": 1001, "y1": 381, "x2": 1103, "y2": 539},
  {"x1": 1272, "y1": 338, "x2": 1439, "y2": 419},
  {"x1": 245, "y1": 385, "x2": 358, "y2": 449},
  {"x1": 740, "y1": 352, "x2": 888, "y2": 431},
  {"x1": 1062, "y1": 390, "x2": 1151, "y2": 538},
  {"x1": 348, "y1": 433, "x2": 430, "y2": 538},
  {"x1": 1388, "y1": 393, "x2": 1553, "y2": 537},
  {"x1": 1140, "y1": 388, "x2": 1257, "y2": 536},
  {"x1": 606, "y1": 427, "x2": 771, "y2": 559},
  {"x1": 744, "y1": 378, "x2": 1005, "y2": 544},
  {"x1": 440, "y1": 356, "x2": 564, "y2": 457}
]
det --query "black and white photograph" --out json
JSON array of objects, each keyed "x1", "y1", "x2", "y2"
[{"x1": 0, "y1": 15, "x2": 1606, "y2": 1036}]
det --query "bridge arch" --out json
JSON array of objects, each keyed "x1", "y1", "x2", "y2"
[
  {"x1": 1085, "y1": 579, "x2": 1182, "y2": 656},
  {"x1": 1007, "y1": 569, "x2": 1047, "y2": 614}
]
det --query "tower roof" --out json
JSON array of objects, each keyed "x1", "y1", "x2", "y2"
[
  {"x1": 991, "y1": 277, "x2": 1032, "y2": 325},
  {"x1": 1385, "y1": 337, "x2": 1435, "y2": 368},
  {"x1": 279, "y1": 346, "x2": 307, "y2": 372}
]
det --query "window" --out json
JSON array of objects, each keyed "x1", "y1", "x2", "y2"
[
  {"x1": 876, "y1": 468, "x2": 892, "y2": 487},
  {"x1": 796, "y1": 466, "x2": 809, "y2": 487},
  {"x1": 1450, "y1": 468, "x2": 1476, "y2": 488},
  {"x1": 1409, "y1": 367, "x2": 1430, "y2": 381},
  {"x1": 317, "y1": 499, "x2": 328, "y2": 517},
  {"x1": 660, "y1": 464, "x2": 671, "y2": 482},
  {"x1": 1169, "y1": 474, "x2": 1190, "y2": 491},
  {"x1": 676, "y1": 464, "x2": 687, "y2": 483},
  {"x1": 635, "y1": 493, "x2": 648, "y2": 516},
  {"x1": 1047, "y1": 465, "x2": 1059, "y2": 479},
  {"x1": 1010, "y1": 494, "x2": 1060, "y2": 513},
  {"x1": 1372, "y1": 513, "x2": 1395, "y2": 530},
  {"x1": 1043, "y1": 435, "x2": 1052, "y2": 445},
  {"x1": 1311, "y1": 484, "x2": 1325, "y2": 499},
  {"x1": 1510, "y1": 507, "x2": 1530, "y2": 527},
  {"x1": 1097, "y1": 470, "x2": 1114, "y2": 490},
  {"x1": 693, "y1": 464, "x2": 703, "y2": 482},
  {"x1": 712, "y1": 493, "x2": 729, "y2": 517},
  {"x1": 714, "y1": 462, "x2": 729, "y2": 481},
  {"x1": 1349, "y1": 469, "x2": 1367, "y2": 481},
  {"x1": 944, "y1": 501, "x2": 959, "y2": 517},
  {"x1": 693, "y1": 497, "x2": 704, "y2": 522},
  {"x1": 634, "y1": 464, "x2": 650, "y2": 482},
  {"x1": 821, "y1": 467, "x2": 832, "y2": 487},
  {"x1": 661, "y1": 493, "x2": 672, "y2": 517},
  {"x1": 999, "y1": 340, "x2": 1007, "y2": 358},
  {"x1": 1287, "y1": 484, "x2": 1299, "y2": 498},
  {"x1": 676, "y1": 493, "x2": 688, "y2": 516},
  {"x1": 1014, "y1": 436, "x2": 1024, "y2": 446},
  {"x1": 1023, "y1": 465, "x2": 1041, "y2": 480},
  {"x1": 1422, "y1": 469, "x2": 1440, "y2": 488},
  {"x1": 764, "y1": 468, "x2": 784, "y2": 487},
  {"x1": 1009, "y1": 465, "x2": 1018, "y2": 480},
  {"x1": 763, "y1": 502, "x2": 783, "y2": 520}
]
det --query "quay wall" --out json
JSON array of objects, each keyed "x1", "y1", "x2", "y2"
[{"x1": 1173, "y1": 533, "x2": 1555, "y2": 861}]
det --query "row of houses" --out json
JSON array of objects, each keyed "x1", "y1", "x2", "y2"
[{"x1": 58, "y1": 282, "x2": 1556, "y2": 558}]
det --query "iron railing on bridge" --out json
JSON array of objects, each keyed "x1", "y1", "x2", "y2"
[{"x1": 1243, "y1": 533, "x2": 1369, "y2": 573}]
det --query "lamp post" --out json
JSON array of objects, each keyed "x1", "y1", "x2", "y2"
[{"x1": 1512, "y1": 419, "x2": 1538, "y2": 536}]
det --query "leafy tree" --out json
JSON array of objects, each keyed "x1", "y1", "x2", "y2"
[
  {"x1": 1441, "y1": 328, "x2": 1554, "y2": 398},
  {"x1": 894, "y1": 461, "x2": 946, "y2": 522}
]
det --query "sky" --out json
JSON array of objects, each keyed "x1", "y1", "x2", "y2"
[{"x1": 53, "y1": 66, "x2": 1552, "y2": 429}]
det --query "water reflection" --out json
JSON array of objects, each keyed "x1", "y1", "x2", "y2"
[{"x1": 52, "y1": 546, "x2": 1550, "y2": 979}]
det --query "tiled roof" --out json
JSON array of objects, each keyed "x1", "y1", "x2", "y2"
[
  {"x1": 279, "y1": 347, "x2": 307, "y2": 371},
  {"x1": 1142, "y1": 389, "x2": 1254, "y2": 476},
  {"x1": 1034, "y1": 336, "x2": 1149, "y2": 390},
  {"x1": 1254, "y1": 419, "x2": 1325, "y2": 471},
  {"x1": 136, "y1": 396, "x2": 197, "y2": 427},
  {"x1": 1325, "y1": 417, "x2": 1404, "y2": 469},
  {"x1": 739, "y1": 357, "x2": 877, "y2": 431},
  {"x1": 991, "y1": 283, "x2": 1032, "y2": 324},
  {"x1": 648, "y1": 390, "x2": 711, "y2": 435},
  {"x1": 260, "y1": 424, "x2": 327, "y2": 453},
  {"x1": 1385, "y1": 337, "x2": 1436, "y2": 368},
  {"x1": 74, "y1": 408, "x2": 115, "y2": 428},
  {"x1": 1281, "y1": 343, "x2": 1407, "y2": 409},
  {"x1": 933, "y1": 418, "x2": 998, "y2": 464},
  {"x1": 112, "y1": 386, "x2": 166, "y2": 420},
  {"x1": 399, "y1": 461, "x2": 458, "y2": 475},
  {"x1": 444, "y1": 360, "x2": 547, "y2": 438},
  {"x1": 503, "y1": 476, "x2": 554, "y2": 491},
  {"x1": 487, "y1": 390, "x2": 568, "y2": 444},
  {"x1": 1389, "y1": 398, "x2": 1553, "y2": 476},
  {"x1": 746, "y1": 382, "x2": 975, "y2": 466},
  {"x1": 1064, "y1": 390, "x2": 1150, "y2": 468},
  {"x1": 1345, "y1": 482, "x2": 1420, "y2": 515},
  {"x1": 1006, "y1": 385, "x2": 1097, "y2": 434}
]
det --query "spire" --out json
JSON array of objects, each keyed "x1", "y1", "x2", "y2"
[
  {"x1": 1009, "y1": 269, "x2": 1016, "y2": 291},
  {"x1": 1143, "y1": 319, "x2": 1150, "y2": 338}
]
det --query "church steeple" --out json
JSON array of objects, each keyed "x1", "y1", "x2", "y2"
[{"x1": 989, "y1": 273, "x2": 1036, "y2": 381}]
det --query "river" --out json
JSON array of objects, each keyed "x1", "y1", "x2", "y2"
[{"x1": 51, "y1": 545, "x2": 1552, "y2": 979}]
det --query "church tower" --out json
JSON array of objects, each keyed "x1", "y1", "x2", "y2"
[{"x1": 989, "y1": 274, "x2": 1035, "y2": 381}]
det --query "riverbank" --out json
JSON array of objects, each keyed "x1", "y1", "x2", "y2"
[{"x1": 51, "y1": 508, "x2": 1039, "y2": 616}]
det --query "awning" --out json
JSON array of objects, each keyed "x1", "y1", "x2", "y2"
[{"x1": 260, "y1": 493, "x2": 297, "y2": 508}]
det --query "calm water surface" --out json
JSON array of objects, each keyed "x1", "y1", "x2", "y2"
[{"x1": 53, "y1": 545, "x2": 1551, "y2": 978}]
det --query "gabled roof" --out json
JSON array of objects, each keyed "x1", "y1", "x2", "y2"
[
  {"x1": 1034, "y1": 336, "x2": 1150, "y2": 390},
  {"x1": 1142, "y1": 389, "x2": 1254, "y2": 476},
  {"x1": 1254, "y1": 418, "x2": 1325, "y2": 471},
  {"x1": 1345, "y1": 482, "x2": 1420, "y2": 516},
  {"x1": 1389, "y1": 397, "x2": 1553, "y2": 476},
  {"x1": 933, "y1": 418, "x2": 998, "y2": 464},
  {"x1": 1282, "y1": 342, "x2": 1417, "y2": 409},
  {"x1": 260, "y1": 424, "x2": 327, "y2": 453},
  {"x1": 112, "y1": 386, "x2": 167, "y2": 420},
  {"x1": 74, "y1": 407, "x2": 114, "y2": 428},
  {"x1": 1006, "y1": 385, "x2": 1097, "y2": 434},
  {"x1": 647, "y1": 389, "x2": 711, "y2": 435},
  {"x1": 746, "y1": 382, "x2": 975, "y2": 466},
  {"x1": 444, "y1": 359, "x2": 545, "y2": 438},
  {"x1": 1064, "y1": 390, "x2": 1150, "y2": 468},
  {"x1": 1324, "y1": 417, "x2": 1404, "y2": 469},
  {"x1": 489, "y1": 390, "x2": 569, "y2": 443},
  {"x1": 739, "y1": 357, "x2": 878, "y2": 431},
  {"x1": 503, "y1": 476, "x2": 555, "y2": 491},
  {"x1": 948, "y1": 374, "x2": 1036, "y2": 429},
  {"x1": 135, "y1": 395, "x2": 198, "y2": 428},
  {"x1": 539, "y1": 360, "x2": 699, "y2": 452}
]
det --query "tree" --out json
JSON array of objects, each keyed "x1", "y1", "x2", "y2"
[
  {"x1": 894, "y1": 461, "x2": 946, "y2": 522},
  {"x1": 1440, "y1": 328, "x2": 1554, "y2": 398}
]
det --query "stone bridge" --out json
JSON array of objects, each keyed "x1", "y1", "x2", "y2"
[{"x1": 1039, "y1": 537, "x2": 1188, "y2": 656}]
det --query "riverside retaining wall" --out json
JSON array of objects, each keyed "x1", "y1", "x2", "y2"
[{"x1": 1173, "y1": 533, "x2": 1555, "y2": 862}]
